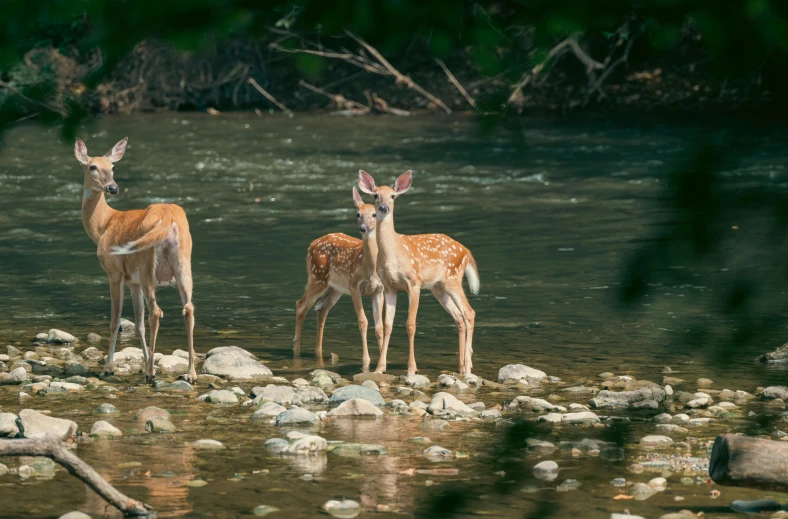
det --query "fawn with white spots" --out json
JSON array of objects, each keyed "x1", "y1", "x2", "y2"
[
  {"x1": 358, "y1": 170, "x2": 479, "y2": 376},
  {"x1": 75, "y1": 138, "x2": 196, "y2": 383},
  {"x1": 293, "y1": 187, "x2": 384, "y2": 367}
]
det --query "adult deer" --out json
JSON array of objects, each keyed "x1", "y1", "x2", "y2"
[
  {"x1": 293, "y1": 188, "x2": 384, "y2": 367},
  {"x1": 358, "y1": 170, "x2": 479, "y2": 376},
  {"x1": 75, "y1": 137, "x2": 196, "y2": 383}
]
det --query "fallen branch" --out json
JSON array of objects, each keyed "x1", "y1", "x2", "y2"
[
  {"x1": 0, "y1": 438, "x2": 154, "y2": 517},
  {"x1": 435, "y1": 58, "x2": 476, "y2": 109},
  {"x1": 247, "y1": 77, "x2": 293, "y2": 116},
  {"x1": 298, "y1": 80, "x2": 368, "y2": 112},
  {"x1": 508, "y1": 37, "x2": 576, "y2": 107},
  {"x1": 585, "y1": 22, "x2": 641, "y2": 106}
]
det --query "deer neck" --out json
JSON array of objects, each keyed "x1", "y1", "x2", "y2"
[
  {"x1": 362, "y1": 230, "x2": 378, "y2": 270},
  {"x1": 81, "y1": 188, "x2": 115, "y2": 245},
  {"x1": 375, "y1": 214, "x2": 401, "y2": 264}
]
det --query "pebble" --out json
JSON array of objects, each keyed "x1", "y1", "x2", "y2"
[
  {"x1": 253, "y1": 505, "x2": 281, "y2": 517},
  {"x1": 323, "y1": 499, "x2": 361, "y2": 519},
  {"x1": 58, "y1": 513, "x2": 92, "y2": 519},
  {"x1": 423, "y1": 445, "x2": 453, "y2": 461},
  {"x1": 191, "y1": 439, "x2": 225, "y2": 450},
  {"x1": 532, "y1": 460, "x2": 559, "y2": 481},
  {"x1": 89, "y1": 420, "x2": 122, "y2": 438}
]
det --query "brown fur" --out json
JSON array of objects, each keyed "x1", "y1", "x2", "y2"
[
  {"x1": 294, "y1": 188, "x2": 384, "y2": 367},
  {"x1": 76, "y1": 137, "x2": 196, "y2": 383},
  {"x1": 359, "y1": 170, "x2": 479, "y2": 376}
]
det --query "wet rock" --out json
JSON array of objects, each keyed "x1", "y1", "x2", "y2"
[
  {"x1": 351, "y1": 372, "x2": 396, "y2": 384},
  {"x1": 532, "y1": 460, "x2": 559, "y2": 481},
  {"x1": 282, "y1": 434, "x2": 326, "y2": 454},
  {"x1": 328, "y1": 398, "x2": 383, "y2": 417},
  {"x1": 89, "y1": 421, "x2": 122, "y2": 438},
  {"x1": 639, "y1": 435, "x2": 674, "y2": 447},
  {"x1": 663, "y1": 376, "x2": 684, "y2": 385},
  {"x1": 58, "y1": 512, "x2": 92, "y2": 519},
  {"x1": 687, "y1": 397, "x2": 710, "y2": 408},
  {"x1": 649, "y1": 477, "x2": 667, "y2": 491},
  {"x1": 157, "y1": 355, "x2": 189, "y2": 375},
  {"x1": 671, "y1": 413, "x2": 690, "y2": 424},
  {"x1": 687, "y1": 417, "x2": 713, "y2": 427},
  {"x1": 404, "y1": 374, "x2": 430, "y2": 387},
  {"x1": 145, "y1": 417, "x2": 176, "y2": 433},
  {"x1": 420, "y1": 418, "x2": 450, "y2": 431},
  {"x1": 561, "y1": 411, "x2": 600, "y2": 424},
  {"x1": 423, "y1": 445, "x2": 453, "y2": 460},
  {"x1": 538, "y1": 413, "x2": 563, "y2": 423},
  {"x1": 630, "y1": 482, "x2": 656, "y2": 501},
  {"x1": 253, "y1": 505, "x2": 281, "y2": 517},
  {"x1": 480, "y1": 409, "x2": 502, "y2": 420},
  {"x1": 734, "y1": 390, "x2": 757, "y2": 403},
  {"x1": 697, "y1": 378, "x2": 713, "y2": 388},
  {"x1": 589, "y1": 387, "x2": 667, "y2": 409},
  {"x1": 251, "y1": 402, "x2": 287, "y2": 422},
  {"x1": 110, "y1": 347, "x2": 145, "y2": 366},
  {"x1": 730, "y1": 499, "x2": 782, "y2": 513},
  {"x1": 655, "y1": 424, "x2": 689, "y2": 435},
  {"x1": 328, "y1": 443, "x2": 387, "y2": 456},
  {"x1": 329, "y1": 385, "x2": 385, "y2": 406},
  {"x1": 757, "y1": 342, "x2": 788, "y2": 363},
  {"x1": 49, "y1": 381, "x2": 83, "y2": 392},
  {"x1": 23, "y1": 351, "x2": 39, "y2": 361},
  {"x1": 654, "y1": 413, "x2": 672, "y2": 423},
  {"x1": 86, "y1": 333, "x2": 102, "y2": 344},
  {"x1": 295, "y1": 386, "x2": 329, "y2": 404},
  {"x1": 201, "y1": 390, "x2": 239, "y2": 405},
  {"x1": 526, "y1": 439, "x2": 556, "y2": 455},
  {"x1": 201, "y1": 350, "x2": 271, "y2": 380},
  {"x1": 64, "y1": 360, "x2": 87, "y2": 377},
  {"x1": 171, "y1": 349, "x2": 189, "y2": 359},
  {"x1": 80, "y1": 347, "x2": 103, "y2": 361},
  {"x1": 253, "y1": 384, "x2": 297, "y2": 406},
  {"x1": 438, "y1": 374, "x2": 456, "y2": 387},
  {"x1": 264, "y1": 438, "x2": 290, "y2": 453},
  {"x1": 93, "y1": 403, "x2": 119, "y2": 415},
  {"x1": 323, "y1": 499, "x2": 360, "y2": 519},
  {"x1": 0, "y1": 413, "x2": 19, "y2": 437},
  {"x1": 311, "y1": 372, "x2": 335, "y2": 389},
  {"x1": 498, "y1": 364, "x2": 547, "y2": 383},
  {"x1": 6, "y1": 345, "x2": 22, "y2": 357},
  {"x1": 428, "y1": 392, "x2": 475, "y2": 415},
  {"x1": 19, "y1": 409, "x2": 77, "y2": 440},
  {"x1": 509, "y1": 396, "x2": 565, "y2": 412},
  {"x1": 761, "y1": 386, "x2": 788, "y2": 401},
  {"x1": 1, "y1": 367, "x2": 28, "y2": 385},
  {"x1": 559, "y1": 386, "x2": 598, "y2": 396},
  {"x1": 134, "y1": 407, "x2": 169, "y2": 423},
  {"x1": 448, "y1": 379, "x2": 470, "y2": 394},
  {"x1": 361, "y1": 380, "x2": 379, "y2": 391},
  {"x1": 191, "y1": 439, "x2": 225, "y2": 450},
  {"x1": 47, "y1": 329, "x2": 76, "y2": 344},
  {"x1": 275, "y1": 407, "x2": 318, "y2": 426},
  {"x1": 157, "y1": 380, "x2": 194, "y2": 392}
]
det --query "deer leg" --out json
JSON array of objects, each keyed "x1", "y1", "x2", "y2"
[
  {"x1": 315, "y1": 288, "x2": 342, "y2": 362},
  {"x1": 375, "y1": 288, "x2": 397, "y2": 374},
  {"x1": 371, "y1": 289, "x2": 385, "y2": 360},
  {"x1": 145, "y1": 287, "x2": 162, "y2": 382},
  {"x1": 173, "y1": 254, "x2": 196, "y2": 384},
  {"x1": 293, "y1": 282, "x2": 327, "y2": 357},
  {"x1": 405, "y1": 285, "x2": 421, "y2": 376},
  {"x1": 432, "y1": 286, "x2": 468, "y2": 375},
  {"x1": 130, "y1": 284, "x2": 149, "y2": 370},
  {"x1": 103, "y1": 277, "x2": 124, "y2": 377},
  {"x1": 349, "y1": 287, "x2": 370, "y2": 369},
  {"x1": 447, "y1": 287, "x2": 474, "y2": 376}
]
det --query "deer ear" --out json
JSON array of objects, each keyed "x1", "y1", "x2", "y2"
[
  {"x1": 104, "y1": 137, "x2": 128, "y2": 163},
  {"x1": 75, "y1": 139, "x2": 89, "y2": 166},
  {"x1": 394, "y1": 170, "x2": 412, "y2": 195},
  {"x1": 352, "y1": 186, "x2": 365, "y2": 209},
  {"x1": 358, "y1": 170, "x2": 376, "y2": 194}
]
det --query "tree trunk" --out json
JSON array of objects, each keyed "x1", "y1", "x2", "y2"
[{"x1": 709, "y1": 433, "x2": 788, "y2": 492}]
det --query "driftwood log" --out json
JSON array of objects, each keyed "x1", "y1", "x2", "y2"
[
  {"x1": 709, "y1": 433, "x2": 788, "y2": 493},
  {"x1": 0, "y1": 438, "x2": 155, "y2": 517}
]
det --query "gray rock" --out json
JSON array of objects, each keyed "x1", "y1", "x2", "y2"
[
  {"x1": 427, "y1": 392, "x2": 475, "y2": 415},
  {"x1": 329, "y1": 385, "x2": 385, "y2": 406},
  {"x1": 157, "y1": 380, "x2": 194, "y2": 392},
  {"x1": 191, "y1": 439, "x2": 225, "y2": 450},
  {"x1": 589, "y1": 387, "x2": 667, "y2": 409},
  {"x1": 639, "y1": 435, "x2": 673, "y2": 447},
  {"x1": 526, "y1": 438, "x2": 556, "y2": 455},
  {"x1": 653, "y1": 413, "x2": 673, "y2": 423},
  {"x1": 18, "y1": 409, "x2": 77, "y2": 440},
  {"x1": 47, "y1": 329, "x2": 76, "y2": 344},
  {"x1": 509, "y1": 396, "x2": 566, "y2": 413},
  {"x1": 730, "y1": 499, "x2": 782, "y2": 513},
  {"x1": 6, "y1": 345, "x2": 22, "y2": 357},
  {"x1": 172, "y1": 349, "x2": 190, "y2": 359},
  {"x1": 761, "y1": 386, "x2": 788, "y2": 401},
  {"x1": 561, "y1": 411, "x2": 600, "y2": 424},
  {"x1": 480, "y1": 409, "x2": 502, "y2": 420},
  {"x1": 251, "y1": 402, "x2": 287, "y2": 422},
  {"x1": 328, "y1": 443, "x2": 387, "y2": 457},
  {"x1": 327, "y1": 398, "x2": 383, "y2": 417},
  {"x1": 0, "y1": 413, "x2": 19, "y2": 437},
  {"x1": 134, "y1": 407, "x2": 169, "y2": 423},
  {"x1": 438, "y1": 374, "x2": 456, "y2": 387},
  {"x1": 538, "y1": 413, "x2": 563, "y2": 423},
  {"x1": 275, "y1": 407, "x2": 318, "y2": 426},
  {"x1": 533, "y1": 460, "x2": 559, "y2": 481},
  {"x1": 423, "y1": 445, "x2": 453, "y2": 460},
  {"x1": 264, "y1": 438, "x2": 290, "y2": 453},
  {"x1": 253, "y1": 385, "x2": 297, "y2": 406},
  {"x1": 282, "y1": 434, "x2": 326, "y2": 454},
  {"x1": 1, "y1": 367, "x2": 28, "y2": 385},
  {"x1": 81, "y1": 347, "x2": 103, "y2": 361},
  {"x1": 295, "y1": 386, "x2": 329, "y2": 404},
  {"x1": 498, "y1": 364, "x2": 547, "y2": 383},
  {"x1": 64, "y1": 360, "x2": 87, "y2": 377},
  {"x1": 205, "y1": 346, "x2": 257, "y2": 359},
  {"x1": 757, "y1": 343, "x2": 788, "y2": 363},
  {"x1": 253, "y1": 505, "x2": 281, "y2": 517},
  {"x1": 323, "y1": 499, "x2": 360, "y2": 519},
  {"x1": 111, "y1": 347, "x2": 145, "y2": 365},
  {"x1": 448, "y1": 379, "x2": 470, "y2": 393},
  {"x1": 157, "y1": 355, "x2": 189, "y2": 375},
  {"x1": 201, "y1": 390, "x2": 239, "y2": 404},
  {"x1": 93, "y1": 403, "x2": 119, "y2": 415},
  {"x1": 89, "y1": 421, "x2": 122, "y2": 438},
  {"x1": 86, "y1": 333, "x2": 102, "y2": 344},
  {"x1": 404, "y1": 374, "x2": 430, "y2": 387},
  {"x1": 145, "y1": 417, "x2": 176, "y2": 433},
  {"x1": 58, "y1": 512, "x2": 92, "y2": 519},
  {"x1": 0, "y1": 463, "x2": 7, "y2": 476},
  {"x1": 360, "y1": 379, "x2": 379, "y2": 391},
  {"x1": 201, "y1": 350, "x2": 271, "y2": 380}
]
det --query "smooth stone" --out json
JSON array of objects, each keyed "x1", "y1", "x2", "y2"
[
  {"x1": 80, "y1": 347, "x2": 103, "y2": 360},
  {"x1": 86, "y1": 333, "x2": 102, "y2": 344},
  {"x1": 89, "y1": 421, "x2": 122, "y2": 438},
  {"x1": 146, "y1": 417, "x2": 177, "y2": 433},
  {"x1": 612, "y1": 514, "x2": 646, "y2": 519},
  {"x1": 134, "y1": 407, "x2": 169, "y2": 423},
  {"x1": 329, "y1": 385, "x2": 385, "y2": 406},
  {"x1": 282, "y1": 434, "x2": 327, "y2": 454},
  {"x1": 730, "y1": 499, "x2": 782, "y2": 512},
  {"x1": 94, "y1": 403, "x2": 119, "y2": 415},
  {"x1": 538, "y1": 413, "x2": 563, "y2": 423},
  {"x1": 639, "y1": 435, "x2": 674, "y2": 447},
  {"x1": 311, "y1": 372, "x2": 335, "y2": 388},
  {"x1": 253, "y1": 505, "x2": 281, "y2": 517},
  {"x1": 275, "y1": 407, "x2": 318, "y2": 426},
  {"x1": 589, "y1": 387, "x2": 667, "y2": 409},
  {"x1": 202, "y1": 390, "x2": 239, "y2": 404},
  {"x1": 253, "y1": 385, "x2": 297, "y2": 406},
  {"x1": 157, "y1": 355, "x2": 189, "y2": 375},
  {"x1": 205, "y1": 346, "x2": 257, "y2": 358},
  {"x1": 327, "y1": 398, "x2": 383, "y2": 417},
  {"x1": 1, "y1": 367, "x2": 28, "y2": 385},
  {"x1": 251, "y1": 402, "x2": 287, "y2": 421},
  {"x1": 654, "y1": 413, "x2": 673, "y2": 423},
  {"x1": 351, "y1": 372, "x2": 396, "y2": 384},
  {"x1": 526, "y1": 439, "x2": 556, "y2": 455},
  {"x1": 532, "y1": 460, "x2": 559, "y2": 481},
  {"x1": 648, "y1": 477, "x2": 667, "y2": 491},
  {"x1": 19, "y1": 409, "x2": 77, "y2": 440},
  {"x1": 58, "y1": 513, "x2": 92, "y2": 519},
  {"x1": 323, "y1": 499, "x2": 360, "y2": 519},
  {"x1": 6, "y1": 345, "x2": 22, "y2": 356},
  {"x1": 361, "y1": 380, "x2": 379, "y2": 391},
  {"x1": 0, "y1": 413, "x2": 20, "y2": 437},
  {"x1": 0, "y1": 463, "x2": 8, "y2": 476},
  {"x1": 761, "y1": 386, "x2": 788, "y2": 400},
  {"x1": 328, "y1": 443, "x2": 387, "y2": 457},
  {"x1": 47, "y1": 329, "x2": 76, "y2": 344},
  {"x1": 561, "y1": 411, "x2": 600, "y2": 424},
  {"x1": 480, "y1": 409, "x2": 502, "y2": 420},
  {"x1": 201, "y1": 350, "x2": 271, "y2": 380},
  {"x1": 157, "y1": 380, "x2": 194, "y2": 392},
  {"x1": 438, "y1": 374, "x2": 456, "y2": 387},
  {"x1": 404, "y1": 374, "x2": 430, "y2": 388},
  {"x1": 191, "y1": 439, "x2": 225, "y2": 450},
  {"x1": 64, "y1": 360, "x2": 87, "y2": 376},
  {"x1": 423, "y1": 445, "x2": 453, "y2": 460},
  {"x1": 264, "y1": 438, "x2": 290, "y2": 453},
  {"x1": 295, "y1": 386, "x2": 329, "y2": 404},
  {"x1": 498, "y1": 364, "x2": 547, "y2": 383},
  {"x1": 631, "y1": 482, "x2": 656, "y2": 500},
  {"x1": 697, "y1": 378, "x2": 713, "y2": 387},
  {"x1": 172, "y1": 349, "x2": 190, "y2": 359},
  {"x1": 427, "y1": 392, "x2": 475, "y2": 415}
]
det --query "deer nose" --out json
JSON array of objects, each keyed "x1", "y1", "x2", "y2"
[
  {"x1": 359, "y1": 224, "x2": 368, "y2": 233},
  {"x1": 379, "y1": 204, "x2": 389, "y2": 214},
  {"x1": 106, "y1": 184, "x2": 119, "y2": 195}
]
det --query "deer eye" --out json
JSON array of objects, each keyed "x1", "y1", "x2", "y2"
[
  {"x1": 89, "y1": 165, "x2": 97, "y2": 171},
  {"x1": 372, "y1": 213, "x2": 376, "y2": 217},
  {"x1": 356, "y1": 212, "x2": 360, "y2": 217},
  {"x1": 392, "y1": 194, "x2": 396, "y2": 199},
  {"x1": 373, "y1": 193, "x2": 379, "y2": 199}
]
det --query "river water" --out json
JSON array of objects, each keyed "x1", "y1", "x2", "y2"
[{"x1": 0, "y1": 114, "x2": 787, "y2": 518}]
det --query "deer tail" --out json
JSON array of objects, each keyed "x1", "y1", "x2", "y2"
[
  {"x1": 111, "y1": 217, "x2": 174, "y2": 256},
  {"x1": 465, "y1": 251, "x2": 480, "y2": 295}
]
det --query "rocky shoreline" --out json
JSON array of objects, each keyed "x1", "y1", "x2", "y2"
[{"x1": 2, "y1": 328, "x2": 788, "y2": 518}]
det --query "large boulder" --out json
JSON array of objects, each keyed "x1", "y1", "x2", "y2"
[
  {"x1": 498, "y1": 364, "x2": 547, "y2": 383},
  {"x1": 275, "y1": 408, "x2": 319, "y2": 426},
  {"x1": 589, "y1": 387, "x2": 667, "y2": 409},
  {"x1": 252, "y1": 385, "x2": 297, "y2": 406},
  {"x1": 427, "y1": 392, "x2": 476, "y2": 415},
  {"x1": 201, "y1": 349, "x2": 271, "y2": 380},
  {"x1": 206, "y1": 346, "x2": 257, "y2": 359},
  {"x1": 328, "y1": 385, "x2": 385, "y2": 406},
  {"x1": 328, "y1": 398, "x2": 383, "y2": 417},
  {"x1": 47, "y1": 329, "x2": 76, "y2": 344},
  {"x1": 0, "y1": 413, "x2": 19, "y2": 437},
  {"x1": 1, "y1": 367, "x2": 28, "y2": 385},
  {"x1": 757, "y1": 343, "x2": 788, "y2": 363},
  {"x1": 18, "y1": 409, "x2": 77, "y2": 440}
]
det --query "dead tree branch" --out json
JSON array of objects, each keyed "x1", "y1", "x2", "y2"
[
  {"x1": 247, "y1": 77, "x2": 293, "y2": 116},
  {"x1": 298, "y1": 80, "x2": 368, "y2": 112},
  {"x1": 0, "y1": 439, "x2": 155, "y2": 517},
  {"x1": 435, "y1": 58, "x2": 477, "y2": 109}
]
